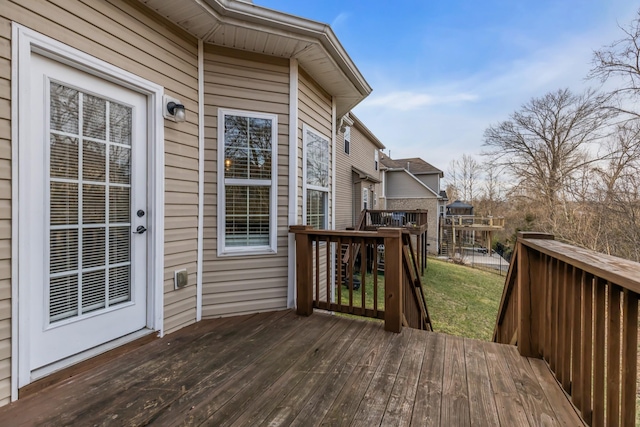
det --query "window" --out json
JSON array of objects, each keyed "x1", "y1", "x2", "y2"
[
  {"x1": 374, "y1": 150, "x2": 379, "y2": 171},
  {"x1": 362, "y1": 188, "x2": 369, "y2": 210},
  {"x1": 343, "y1": 126, "x2": 350, "y2": 155},
  {"x1": 304, "y1": 125, "x2": 329, "y2": 229},
  {"x1": 218, "y1": 109, "x2": 277, "y2": 255}
]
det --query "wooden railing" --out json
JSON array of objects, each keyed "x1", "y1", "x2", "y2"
[
  {"x1": 493, "y1": 232, "x2": 639, "y2": 426},
  {"x1": 443, "y1": 215, "x2": 505, "y2": 227},
  {"x1": 290, "y1": 226, "x2": 432, "y2": 333},
  {"x1": 364, "y1": 209, "x2": 428, "y2": 229}
]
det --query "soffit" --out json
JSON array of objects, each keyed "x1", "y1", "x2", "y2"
[{"x1": 139, "y1": 0, "x2": 371, "y2": 116}]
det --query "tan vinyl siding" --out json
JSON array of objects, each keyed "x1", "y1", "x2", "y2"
[
  {"x1": 0, "y1": 11, "x2": 10, "y2": 406},
  {"x1": 298, "y1": 69, "x2": 333, "y2": 226},
  {"x1": 2, "y1": 0, "x2": 200, "y2": 399},
  {"x1": 335, "y1": 123, "x2": 383, "y2": 230},
  {"x1": 201, "y1": 44, "x2": 290, "y2": 318}
]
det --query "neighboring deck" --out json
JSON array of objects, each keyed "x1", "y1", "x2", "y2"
[{"x1": 0, "y1": 310, "x2": 584, "y2": 426}]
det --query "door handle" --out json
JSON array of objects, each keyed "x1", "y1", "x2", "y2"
[{"x1": 133, "y1": 225, "x2": 147, "y2": 234}]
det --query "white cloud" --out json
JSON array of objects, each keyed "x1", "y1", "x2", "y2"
[
  {"x1": 331, "y1": 12, "x2": 350, "y2": 29},
  {"x1": 353, "y1": 7, "x2": 639, "y2": 171},
  {"x1": 362, "y1": 91, "x2": 478, "y2": 111}
]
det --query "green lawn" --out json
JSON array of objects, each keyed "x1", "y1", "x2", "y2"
[{"x1": 421, "y1": 258, "x2": 505, "y2": 341}]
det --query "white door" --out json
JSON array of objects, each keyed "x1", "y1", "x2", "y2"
[{"x1": 25, "y1": 54, "x2": 149, "y2": 373}]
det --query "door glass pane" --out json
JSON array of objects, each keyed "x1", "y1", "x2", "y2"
[
  {"x1": 110, "y1": 103, "x2": 132, "y2": 146},
  {"x1": 50, "y1": 83, "x2": 78, "y2": 134},
  {"x1": 50, "y1": 135, "x2": 78, "y2": 179},
  {"x1": 49, "y1": 275, "x2": 78, "y2": 322},
  {"x1": 48, "y1": 82, "x2": 134, "y2": 323},
  {"x1": 83, "y1": 94, "x2": 106, "y2": 140}
]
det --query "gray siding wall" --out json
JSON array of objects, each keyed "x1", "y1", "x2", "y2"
[
  {"x1": 1, "y1": 0, "x2": 201, "y2": 403},
  {"x1": 416, "y1": 174, "x2": 440, "y2": 195},
  {"x1": 386, "y1": 172, "x2": 433, "y2": 199},
  {"x1": 201, "y1": 45, "x2": 290, "y2": 317}
]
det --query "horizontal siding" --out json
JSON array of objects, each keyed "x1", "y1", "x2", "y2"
[
  {"x1": 0, "y1": 13, "x2": 10, "y2": 405},
  {"x1": 1, "y1": 0, "x2": 200, "y2": 403},
  {"x1": 298, "y1": 70, "x2": 333, "y2": 226},
  {"x1": 201, "y1": 44, "x2": 290, "y2": 318}
]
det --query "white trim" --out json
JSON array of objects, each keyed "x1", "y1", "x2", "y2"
[
  {"x1": 287, "y1": 59, "x2": 298, "y2": 308},
  {"x1": 217, "y1": 108, "x2": 278, "y2": 256},
  {"x1": 196, "y1": 40, "x2": 204, "y2": 321},
  {"x1": 11, "y1": 24, "x2": 165, "y2": 396},
  {"x1": 302, "y1": 124, "x2": 330, "y2": 228},
  {"x1": 330, "y1": 99, "x2": 337, "y2": 303},
  {"x1": 331, "y1": 101, "x2": 336, "y2": 230},
  {"x1": 10, "y1": 23, "x2": 20, "y2": 402}
]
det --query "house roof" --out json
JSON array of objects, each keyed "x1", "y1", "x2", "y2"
[
  {"x1": 380, "y1": 157, "x2": 443, "y2": 177},
  {"x1": 139, "y1": 0, "x2": 371, "y2": 117},
  {"x1": 350, "y1": 114, "x2": 385, "y2": 150}
]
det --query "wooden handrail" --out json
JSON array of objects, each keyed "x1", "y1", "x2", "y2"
[
  {"x1": 493, "y1": 231, "x2": 639, "y2": 426},
  {"x1": 400, "y1": 232, "x2": 432, "y2": 330},
  {"x1": 290, "y1": 226, "x2": 432, "y2": 333}
]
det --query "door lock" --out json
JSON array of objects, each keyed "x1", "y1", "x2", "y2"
[{"x1": 134, "y1": 225, "x2": 147, "y2": 234}]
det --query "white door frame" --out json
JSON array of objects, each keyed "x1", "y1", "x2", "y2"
[{"x1": 11, "y1": 24, "x2": 165, "y2": 400}]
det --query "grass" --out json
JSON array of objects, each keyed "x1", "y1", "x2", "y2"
[
  {"x1": 333, "y1": 258, "x2": 505, "y2": 342},
  {"x1": 337, "y1": 272, "x2": 385, "y2": 310},
  {"x1": 421, "y1": 257, "x2": 505, "y2": 341}
]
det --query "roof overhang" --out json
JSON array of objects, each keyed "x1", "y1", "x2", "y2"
[
  {"x1": 352, "y1": 167, "x2": 381, "y2": 184},
  {"x1": 139, "y1": 0, "x2": 372, "y2": 116}
]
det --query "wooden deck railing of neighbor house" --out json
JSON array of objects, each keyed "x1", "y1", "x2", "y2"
[
  {"x1": 290, "y1": 226, "x2": 432, "y2": 333},
  {"x1": 443, "y1": 215, "x2": 505, "y2": 227},
  {"x1": 493, "y1": 232, "x2": 639, "y2": 427},
  {"x1": 361, "y1": 209, "x2": 429, "y2": 274},
  {"x1": 364, "y1": 209, "x2": 429, "y2": 229}
]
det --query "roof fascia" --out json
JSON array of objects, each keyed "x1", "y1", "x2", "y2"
[{"x1": 201, "y1": 0, "x2": 371, "y2": 98}]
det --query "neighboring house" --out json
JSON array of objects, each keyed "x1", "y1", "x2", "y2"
[
  {"x1": 0, "y1": 0, "x2": 371, "y2": 405},
  {"x1": 380, "y1": 157, "x2": 448, "y2": 253},
  {"x1": 335, "y1": 113, "x2": 385, "y2": 229}
]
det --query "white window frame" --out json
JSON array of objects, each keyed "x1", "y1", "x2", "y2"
[
  {"x1": 343, "y1": 125, "x2": 350, "y2": 155},
  {"x1": 217, "y1": 108, "x2": 278, "y2": 256},
  {"x1": 362, "y1": 187, "x2": 369, "y2": 210},
  {"x1": 374, "y1": 150, "x2": 379, "y2": 171},
  {"x1": 302, "y1": 124, "x2": 330, "y2": 229}
]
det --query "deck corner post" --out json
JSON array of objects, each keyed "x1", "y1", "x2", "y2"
[
  {"x1": 516, "y1": 234, "x2": 547, "y2": 358},
  {"x1": 380, "y1": 228, "x2": 403, "y2": 333},
  {"x1": 292, "y1": 225, "x2": 314, "y2": 316}
]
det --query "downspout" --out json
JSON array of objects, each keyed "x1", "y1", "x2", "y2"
[
  {"x1": 196, "y1": 39, "x2": 204, "y2": 321},
  {"x1": 287, "y1": 58, "x2": 299, "y2": 308}
]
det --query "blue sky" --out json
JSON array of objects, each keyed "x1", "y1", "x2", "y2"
[{"x1": 256, "y1": 0, "x2": 638, "y2": 172}]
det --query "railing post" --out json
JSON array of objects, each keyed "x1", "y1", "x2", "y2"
[
  {"x1": 517, "y1": 232, "x2": 554, "y2": 357},
  {"x1": 291, "y1": 225, "x2": 314, "y2": 316},
  {"x1": 380, "y1": 228, "x2": 403, "y2": 333}
]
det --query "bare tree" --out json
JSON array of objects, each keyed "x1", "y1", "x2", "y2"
[
  {"x1": 446, "y1": 154, "x2": 481, "y2": 203},
  {"x1": 482, "y1": 88, "x2": 614, "y2": 234},
  {"x1": 590, "y1": 9, "x2": 640, "y2": 117}
]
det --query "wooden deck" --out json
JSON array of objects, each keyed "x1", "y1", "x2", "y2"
[{"x1": 0, "y1": 310, "x2": 585, "y2": 426}]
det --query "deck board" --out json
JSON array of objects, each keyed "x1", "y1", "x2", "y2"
[{"x1": 0, "y1": 310, "x2": 586, "y2": 426}]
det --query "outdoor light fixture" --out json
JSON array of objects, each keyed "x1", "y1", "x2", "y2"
[{"x1": 163, "y1": 95, "x2": 186, "y2": 122}]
